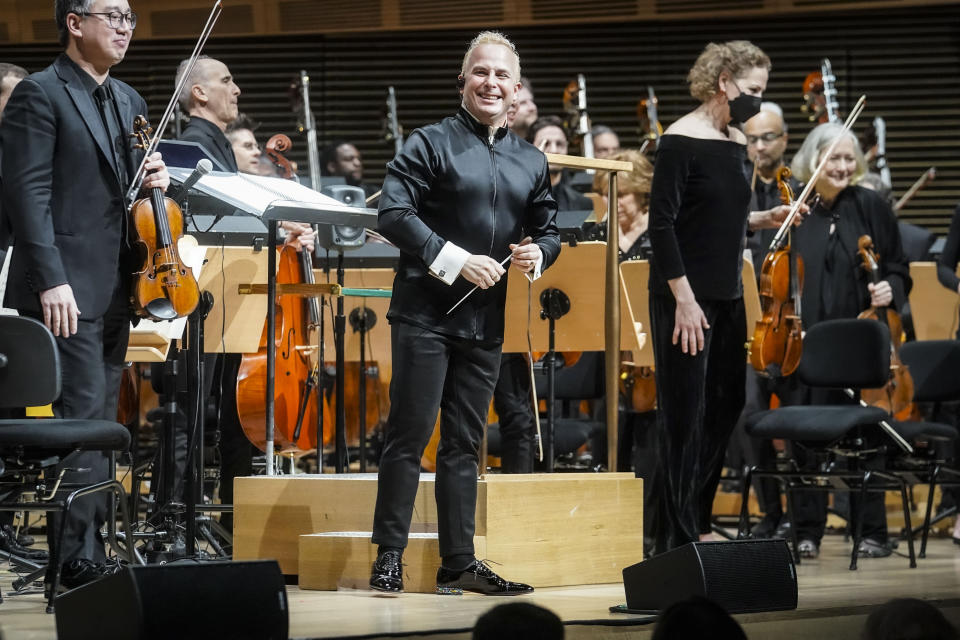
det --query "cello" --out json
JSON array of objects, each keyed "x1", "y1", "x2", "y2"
[
  {"x1": 749, "y1": 167, "x2": 805, "y2": 378},
  {"x1": 856, "y1": 236, "x2": 915, "y2": 418},
  {"x1": 236, "y1": 136, "x2": 332, "y2": 454}
]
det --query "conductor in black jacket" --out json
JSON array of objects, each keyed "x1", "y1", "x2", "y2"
[
  {"x1": 0, "y1": 0, "x2": 168, "y2": 590},
  {"x1": 370, "y1": 31, "x2": 560, "y2": 595}
]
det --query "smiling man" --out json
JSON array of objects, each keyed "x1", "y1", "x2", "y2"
[
  {"x1": 0, "y1": 0, "x2": 168, "y2": 592},
  {"x1": 371, "y1": 31, "x2": 560, "y2": 596},
  {"x1": 175, "y1": 55, "x2": 241, "y2": 171}
]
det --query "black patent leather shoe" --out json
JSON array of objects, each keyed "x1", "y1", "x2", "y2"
[
  {"x1": 436, "y1": 560, "x2": 533, "y2": 595},
  {"x1": 370, "y1": 550, "x2": 403, "y2": 593}
]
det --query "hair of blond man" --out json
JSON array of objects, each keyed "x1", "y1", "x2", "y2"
[
  {"x1": 686, "y1": 40, "x2": 770, "y2": 103},
  {"x1": 592, "y1": 148, "x2": 654, "y2": 209},
  {"x1": 461, "y1": 31, "x2": 521, "y2": 80}
]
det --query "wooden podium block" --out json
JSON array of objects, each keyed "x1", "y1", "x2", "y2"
[
  {"x1": 233, "y1": 474, "x2": 439, "y2": 575},
  {"x1": 299, "y1": 532, "x2": 486, "y2": 593},
  {"x1": 479, "y1": 473, "x2": 643, "y2": 587},
  {"x1": 235, "y1": 472, "x2": 643, "y2": 586}
]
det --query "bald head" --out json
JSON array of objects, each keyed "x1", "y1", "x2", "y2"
[
  {"x1": 744, "y1": 107, "x2": 788, "y2": 179},
  {"x1": 0, "y1": 63, "x2": 28, "y2": 122},
  {"x1": 176, "y1": 56, "x2": 241, "y2": 131}
]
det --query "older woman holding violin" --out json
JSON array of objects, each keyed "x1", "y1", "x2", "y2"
[
  {"x1": 784, "y1": 121, "x2": 911, "y2": 559},
  {"x1": 647, "y1": 40, "x2": 772, "y2": 553}
]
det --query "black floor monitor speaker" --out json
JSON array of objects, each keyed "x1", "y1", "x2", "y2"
[
  {"x1": 622, "y1": 539, "x2": 797, "y2": 614},
  {"x1": 55, "y1": 560, "x2": 288, "y2": 640}
]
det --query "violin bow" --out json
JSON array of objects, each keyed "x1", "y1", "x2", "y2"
[
  {"x1": 768, "y1": 94, "x2": 866, "y2": 253},
  {"x1": 124, "y1": 1, "x2": 223, "y2": 205}
]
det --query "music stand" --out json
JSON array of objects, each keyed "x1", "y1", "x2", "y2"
[{"x1": 503, "y1": 242, "x2": 645, "y2": 469}]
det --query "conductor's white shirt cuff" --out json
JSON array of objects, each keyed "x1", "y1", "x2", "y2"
[
  {"x1": 429, "y1": 241, "x2": 470, "y2": 285},
  {"x1": 525, "y1": 249, "x2": 544, "y2": 282}
]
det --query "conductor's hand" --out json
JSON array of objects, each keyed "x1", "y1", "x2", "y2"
[
  {"x1": 460, "y1": 255, "x2": 506, "y2": 289},
  {"x1": 40, "y1": 284, "x2": 80, "y2": 338},
  {"x1": 673, "y1": 298, "x2": 710, "y2": 356},
  {"x1": 509, "y1": 239, "x2": 539, "y2": 273},
  {"x1": 282, "y1": 221, "x2": 316, "y2": 253},
  {"x1": 868, "y1": 280, "x2": 893, "y2": 307},
  {"x1": 141, "y1": 152, "x2": 170, "y2": 193}
]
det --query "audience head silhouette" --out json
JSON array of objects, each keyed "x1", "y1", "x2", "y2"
[
  {"x1": 651, "y1": 596, "x2": 747, "y2": 640},
  {"x1": 473, "y1": 602, "x2": 564, "y2": 640},
  {"x1": 861, "y1": 598, "x2": 958, "y2": 640}
]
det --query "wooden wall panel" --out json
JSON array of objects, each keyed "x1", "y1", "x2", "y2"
[{"x1": 0, "y1": 4, "x2": 957, "y2": 230}]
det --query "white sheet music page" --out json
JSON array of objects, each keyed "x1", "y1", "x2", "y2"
[{"x1": 169, "y1": 168, "x2": 343, "y2": 216}]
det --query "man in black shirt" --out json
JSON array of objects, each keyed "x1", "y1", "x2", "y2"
[
  {"x1": 175, "y1": 55, "x2": 240, "y2": 172},
  {"x1": 371, "y1": 31, "x2": 559, "y2": 595}
]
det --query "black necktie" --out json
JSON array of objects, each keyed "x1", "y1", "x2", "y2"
[{"x1": 93, "y1": 84, "x2": 127, "y2": 186}]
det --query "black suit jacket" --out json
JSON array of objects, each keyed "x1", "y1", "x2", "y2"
[{"x1": 0, "y1": 54, "x2": 146, "y2": 319}]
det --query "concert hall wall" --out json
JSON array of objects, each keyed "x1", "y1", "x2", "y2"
[{"x1": 0, "y1": 4, "x2": 957, "y2": 230}]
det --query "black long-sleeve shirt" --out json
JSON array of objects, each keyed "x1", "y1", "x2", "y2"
[
  {"x1": 378, "y1": 107, "x2": 560, "y2": 342},
  {"x1": 794, "y1": 185, "x2": 911, "y2": 327},
  {"x1": 937, "y1": 204, "x2": 960, "y2": 292},
  {"x1": 648, "y1": 135, "x2": 751, "y2": 300}
]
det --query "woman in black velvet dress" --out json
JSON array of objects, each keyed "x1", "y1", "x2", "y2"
[{"x1": 647, "y1": 41, "x2": 772, "y2": 552}]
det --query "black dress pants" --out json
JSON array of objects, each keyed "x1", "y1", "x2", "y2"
[
  {"x1": 649, "y1": 294, "x2": 746, "y2": 552},
  {"x1": 492, "y1": 353, "x2": 535, "y2": 473},
  {"x1": 373, "y1": 321, "x2": 501, "y2": 557},
  {"x1": 23, "y1": 284, "x2": 130, "y2": 566}
]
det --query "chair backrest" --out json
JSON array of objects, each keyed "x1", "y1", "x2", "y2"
[
  {"x1": 0, "y1": 315, "x2": 60, "y2": 408},
  {"x1": 900, "y1": 339, "x2": 960, "y2": 402},
  {"x1": 798, "y1": 319, "x2": 890, "y2": 389}
]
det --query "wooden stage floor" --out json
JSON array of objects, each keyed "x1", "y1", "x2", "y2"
[{"x1": 2, "y1": 536, "x2": 959, "y2": 639}]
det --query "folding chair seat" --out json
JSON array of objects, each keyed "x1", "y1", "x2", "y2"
[
  {"x1": 0, "y1": 315, "x2": 137, "y2": 612},
  {"x1": 737, "y1": 318, "x2": 916, "y2": 570}
]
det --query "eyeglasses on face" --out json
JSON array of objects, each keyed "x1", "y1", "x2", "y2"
[
  {"x1": 746, "y1": 132, "x2": 784, "y2": 145},
  {"x1": 81, "y1": 11, "x2": 138, "y2": 30}
]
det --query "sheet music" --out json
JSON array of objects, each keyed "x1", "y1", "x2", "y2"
[{"x1": 168, "y1": 168, "x2": 348, "y2": 216}]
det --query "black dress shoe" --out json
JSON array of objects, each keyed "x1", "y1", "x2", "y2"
[
  {"x1": 370, "y1": 550, "x2": 403, "y2": 593},
  {"x1": 0, "y1": 525, "x2": 48, "y2": 561},
  {"x1": 436, "y1": 560, "x2": 533, "y2": 596}
]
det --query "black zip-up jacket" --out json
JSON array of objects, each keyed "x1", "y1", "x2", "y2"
[{"x1": 378, "y1": 106, "x2": 561, "y2": 342}]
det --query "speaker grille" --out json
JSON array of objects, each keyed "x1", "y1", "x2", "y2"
[{"x1": 699, "y1": 540, "x2": 797, "y2": 613}]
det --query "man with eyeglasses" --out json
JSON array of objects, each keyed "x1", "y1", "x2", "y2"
[{"x1": 0, "y1": 0, "x2": 168, "y2": 592}]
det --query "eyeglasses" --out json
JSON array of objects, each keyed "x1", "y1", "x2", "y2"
[
  {"x1": 82, "y1": 11, "x2": 138, "y2": 30},
  {"x1": 746, "y1": 132, "x2": 784, "y2": 146}
]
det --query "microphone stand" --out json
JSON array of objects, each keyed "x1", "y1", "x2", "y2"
[{"x1": 349, "y1": 307, "x2": 378, "y2": 472}]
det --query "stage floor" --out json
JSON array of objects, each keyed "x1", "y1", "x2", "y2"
[{"x1": 3, "y1": 536, "x2": 959, "y2": 639}]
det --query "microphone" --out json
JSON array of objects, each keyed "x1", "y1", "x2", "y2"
[{"x1": 172, "y1": 158, "x2": 212, "y2": 205}]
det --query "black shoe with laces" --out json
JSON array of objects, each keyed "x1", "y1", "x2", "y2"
[
  {"x1": 370, "y1": 550, "x2": 403, "y2": 593},
  {"x1": 436, "y1": 559, "x2": 533, "y2": 595},
  {"x1": 45, "y1": 558, "x2": 118, "y2": 598},
  {"x1": 0, "y1": 525, "x2": 47, "y2": 561}
]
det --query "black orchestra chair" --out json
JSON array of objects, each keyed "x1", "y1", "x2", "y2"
[
  {"x1": 737, "y1": 318, "x2": 917, "y2": 571},
  {"x1": 889, "y1": 339, "x2": 960, "y2": 558},
  {"x1": 0, "y1": 315, "x2": 137, "y2": 612},
  {"x1": 487, "y1": 352, "x2": 605, "y2": 467}
]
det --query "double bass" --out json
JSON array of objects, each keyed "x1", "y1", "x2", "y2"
[{"x1": 856, "y1": 236, "x2": 915, "y2": 418}]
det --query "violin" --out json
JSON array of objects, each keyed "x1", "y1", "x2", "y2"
[
  {"x1": 128, "y1": 116, "x2": 200, "y2": 320},
  {"x1": 856, "y1": 235, "x2": 915, "y2": 418},
  {"x1": 749, "y1": 167, "x2": 805, "y2": 378},
  {"x1": 636, "y1": 86, "x2": 662, "y2": 156},
  {"x1": 561, "y1": 74, "x2": 593, "y2": 158},
  {"x1": 619, "y1": 352, "x2": 656, "y2": 413}
]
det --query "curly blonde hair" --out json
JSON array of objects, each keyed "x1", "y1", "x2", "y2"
[
  {"x1": 687, "y1": 41, "x2": 771, "y2": 103},
  {"x1": 593, "y1": 149, "x2": 653, "y2": 211},
  {"x1": 461, "y1": 31, "x2": 521, "y2": 80}
]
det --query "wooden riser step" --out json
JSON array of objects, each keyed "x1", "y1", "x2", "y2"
[{"x1": 235, "y1": 472, "x2": 643, "y2": 587}]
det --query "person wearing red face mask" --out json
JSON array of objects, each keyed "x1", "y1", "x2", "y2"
[{"x1": 370, "y1": 30, "x2": 559, "y2": 596}]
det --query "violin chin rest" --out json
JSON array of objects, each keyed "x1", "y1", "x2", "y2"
[{"x1": 145, "y1": 298, "x2": 177, "y2": 320}]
